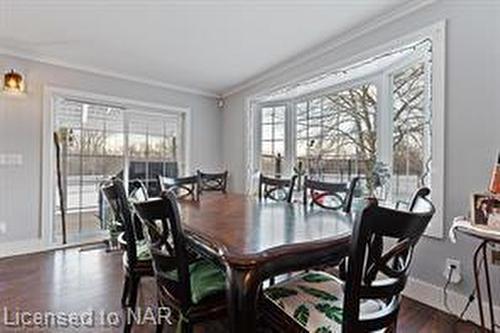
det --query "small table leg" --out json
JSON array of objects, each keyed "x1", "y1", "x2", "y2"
[
  {"x1": 483, "y1": 241, "x2": 496, "y2": 332},
  {"x1": 474, "y1": 241, "x2": 486, "y2": 331},
  {"x1": 473, "y1": 240, "x2": 496, "y2": 333},
  {"x1": 226, "y1": 265, "x2": 261, "y2": 333}
]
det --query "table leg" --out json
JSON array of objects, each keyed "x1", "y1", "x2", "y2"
[
  {"x1": 474, "y1": 241, "x2": 487, "y2": 332},
  {"x1": 226, "y1": 265, "x2": 261, "y2": 333},
  {"x1": 482, "y1": 241, "x2": 496, "y2": 333}
]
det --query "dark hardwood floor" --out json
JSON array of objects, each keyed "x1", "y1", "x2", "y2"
[{"x1": 0, "y1": 247, "x2": 481, "y2": 332}]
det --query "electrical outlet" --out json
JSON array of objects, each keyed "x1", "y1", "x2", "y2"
[
  {"x1": 0, "y1": 222, "x2": 6, "y2": 235},
  {"x1": 443, "y1": 258, "x2": 461, "y2": 283}
]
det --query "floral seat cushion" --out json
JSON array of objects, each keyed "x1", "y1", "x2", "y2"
[
  {"x1": 164, "y1": 259, "x2": 226, "y2": 304},
  {"x1": 264, "y1": 271, "x2": 385, "y2": 333}
]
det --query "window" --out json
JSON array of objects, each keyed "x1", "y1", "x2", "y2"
[
  {"x1": 295, "y1": 84, "x2": 377, "y2": 184},
  {"x1": 52, "y1": 96, "x2": 185, "y2": 243},
  {"x1": 391, "y1": 62, "x2": 431, "y2": 203},
  {"x1": 249, "y1": 22, "x2": 445, "y2": 237},
  {"x1": 127, "y1": 113, "x2": 182, "y2": 195},
  {"x1": 260, "y1": 105, "x2": 285, "y2": 175}
]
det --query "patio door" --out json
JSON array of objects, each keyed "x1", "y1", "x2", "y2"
[{"x1": 52, "y1": 96, "x2": 184, "y2": 244}]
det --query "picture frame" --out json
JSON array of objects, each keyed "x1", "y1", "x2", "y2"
[{"x1": 471, "y1": 193, "x2": 500, "y2": 228}]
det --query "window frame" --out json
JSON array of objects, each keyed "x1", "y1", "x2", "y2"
[
  {"x1": 248, "y1": 22, "x2": 445, "y2": 238},
  {"x1": 42, "y1": 86, "x2": 192, "y2": 245}
]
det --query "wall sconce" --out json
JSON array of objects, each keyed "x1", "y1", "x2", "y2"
[{"x1": 3, "y1": 69, "x2": 26, "y2": 95}]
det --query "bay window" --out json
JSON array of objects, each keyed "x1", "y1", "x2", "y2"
[{"x1": 250, "y1": 22, "x2": 445, "y2": 237}]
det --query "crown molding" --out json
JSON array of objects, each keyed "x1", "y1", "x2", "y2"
[
  {"x1": 222, "y1": 0, "x2": 437, "y2": 98},
  {"x1": 0, "y1": 47, "x2": 220, "y2": 98}
]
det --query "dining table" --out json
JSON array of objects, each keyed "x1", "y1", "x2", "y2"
[{"x1": 178, "y1": 193, "x2": 354, "y2": 333}]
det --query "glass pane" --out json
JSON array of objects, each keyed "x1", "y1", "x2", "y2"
[
  {"x1": 262, "y1": 124, "x2": 273, "y2": 141},
  {"x1": 296, "y1": 139, "x2": 308, "y2": 158},
  {"x1": 164, "y1": 137, "x2": 176, "y2": 160},
  {"x1": 261, "y1": 141, "x2": 273, "y2": 155},
  {"x1": 274, "y1": 106, "x2": 285, "y2": 122},
  {"x1": 391, "y1": 62, "x2": 429, "y2": 202},
  {"x1": 102, "y1": 156, "x2": 124, "y2": 177},
  {"x1": 80, "y1": 157, "x2": 105, "y2": 211},
  {"x1": 129, "y1": 133, "x2": 147, "y2": 158},
  {"x1": 296, "y1": 84, "x2": 377, "y2": 185},
  {"x1": 274, "y1": 123, "x2": 284, "y2": 140},
  {"x1": 61, "y1": 128, "x2": 81, "y2": 155},
  {"x1": 148, "y1": 135, "x2": 165, "y2": 159},
  {"x1": 261, "y1": 155, "x2": 275, "y2": 176},
  {"x1": 105, "y1": 132, "x2": 124, "y2": 156},
  {"x1": 80, "y1": 129, "x2": 105, "y2": 156},
  {"x1": 296, "y1": 121, "x2": 308, "y2": 140},
  {"x1": 63, "y1": 156, "x2": 82, "y2": 212},
  {"x1": 274, "y1": 140, "x2": 284, "y2": 155},
  {"x1": 262, "y1": 107, "x2": 274, "y2": 123},
  {"x1": 129, "y1": 161, "x2": 147, "y2": 180}
]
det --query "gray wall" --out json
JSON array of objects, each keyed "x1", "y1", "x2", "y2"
[
  {"x1": 222, "y1": 0, "x2": 500, "y2": 298},
  {"x1": 0, "y1": 54, "x2": 223, "y2": 243}
]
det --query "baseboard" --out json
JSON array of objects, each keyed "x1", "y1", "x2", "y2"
[
  {"x1": 0, "y1": 236, "x2": 107, "y2": 259},
  {"x1": 403, "y1": 276, "x2": 500, "y2": 329}
]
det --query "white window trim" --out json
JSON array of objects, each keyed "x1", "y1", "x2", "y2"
[
  {"x1": 41, "y1": 86, "x2": 192, "y2": 245},
  {"x1": 246, "y1": 21, "x2": 446, "y2": 238}
]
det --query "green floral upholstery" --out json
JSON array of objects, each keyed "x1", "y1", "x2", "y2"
[
  {"x1": 165, "y1": 259, "x2": 226, "y2": 304},
  {"x1": 264, "y1": 271, "x2": 384, "y2": 333},
  {"x1": 136, "y1": 240, "x2": 152, "y2": 261}
]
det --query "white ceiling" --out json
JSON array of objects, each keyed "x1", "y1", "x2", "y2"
[{"x1": 0, "y1": 0, "x2": 414, "y2": 96}]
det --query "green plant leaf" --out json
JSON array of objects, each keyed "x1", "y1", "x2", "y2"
[
  {"x1": 293, "y1": 304, "x2": 310, "y2": 327},
  {"x1": 315, "y1": 303, "x2": 343, "y2": 324},
  {"x1": 302, "y1": 273, "x2": 333, "y2": 283},
  {"x1": 298, "y1": 285, "x2": 338, "y2": 302},
  {"x1": 315, "y1": 326, "x2": 333, "y2": 333},
  {"x1": 266, "y1": 287, "x2": 298, "y2": 301}
]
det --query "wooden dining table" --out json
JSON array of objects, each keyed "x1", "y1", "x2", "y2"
[{"x1": 178, "y1": 193, "x2": 354, "y2": 333}]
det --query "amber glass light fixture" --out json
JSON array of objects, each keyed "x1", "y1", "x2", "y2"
[{"x1": 3, "y1": 69, "x2": 25, "y2": 94}]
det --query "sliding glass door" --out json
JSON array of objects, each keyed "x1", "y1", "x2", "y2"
[{"x1": 52, "y1": 96, "x2": 184, "y2": 244}]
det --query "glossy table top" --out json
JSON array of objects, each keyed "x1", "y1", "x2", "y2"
[{"x1": 179, "y1": 193, "x2": 353, "y2": 265}]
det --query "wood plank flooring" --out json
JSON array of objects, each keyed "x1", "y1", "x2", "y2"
[{"x1": 0, "y1": 247, "x2": 481, "y2": 332}]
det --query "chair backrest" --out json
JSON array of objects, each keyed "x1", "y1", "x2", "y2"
[
  {"x1": 101, "y1": 178, "x2": 139, "y2": 269},
  {"x1": 133, "y1": 191, "x2": 193, "y2": 310},
  {"x1": 342, "y1": 188, "x2": 435, "y2": 332},
  {"x1": 303, "y1": 176, "x2": 360, "y2": 212},
  {"x1": 158, "y1": 175, "x2": 199, "y2": 201},
  {"x1": 407, "y1": 187, "x2": 431, "y2": 212},
  {"x1": 197, "y1": 170, "x2": 228, "y2": 194},
  {"x1": 258, "y1": 174, "x2": 297, "y2": 203},
  {"x1": 129, "y1": 179, "x2": 149, "y2": 202}
]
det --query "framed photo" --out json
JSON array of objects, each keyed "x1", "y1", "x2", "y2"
[{"x1": 471, "y1": 193, "x2": 500, "y2": 228}]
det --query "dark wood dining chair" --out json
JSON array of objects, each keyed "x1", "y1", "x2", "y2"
[
  {"x1": 259, "y1": 174, "x2": 297, "y2": 203},
  {"x1": 303, "y1": 176, "x2": 360, "y2": 213},
  {"x1": 197, "y1": 170, "x2": 228, "y2": 195},
  {"x1": 133, "y1": 191, "x2": 227, "y2": 333},
  {"x1": 262, "y1": 190, "x2": 435, "y2": 333},
  {"x1": 100, "y1": 178, "x2": 154, "y2": 333},
  {"x1": 158, "y1": 175, "x2": 199, "y2": 201},
  {"x1": 395, "y1": 187, "x2": 432, "y2": 212}
]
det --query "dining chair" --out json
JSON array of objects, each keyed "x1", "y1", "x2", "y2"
[
  {"x1": 303, "y1": 176, "x2": 360, "y2": 213},
  {"x1": 133, "y1": 191, "x2": 227, "y2": 333},
  {"x1": 262, "y1": 191, "x2": 435, "y2": 333},
  {"x1": 197, "y1": 170, "x2": 228, "y2": 195},
  {"x1": 395, "y1": 187, "x2": 432, "y2": 212},
  {"x1": 100, "y1": 178, "x2": 154, "y2": 333},
  {"x1": 259, "y1": 174, "x2": 297, "y2": 203},
  {"x1": 158, "y1": 175, "x2": 199, "y2": 201},
  {"x1": 338, "y1": 187, "x2": 433, "y2": 281}
]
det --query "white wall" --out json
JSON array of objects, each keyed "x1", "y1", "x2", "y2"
[
  {"x1": 0, "y1": 54, "x2": 223, "y2": 244},
  {"x1": 223, "y1": 0, "x2": 500, "y2": 302}
]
